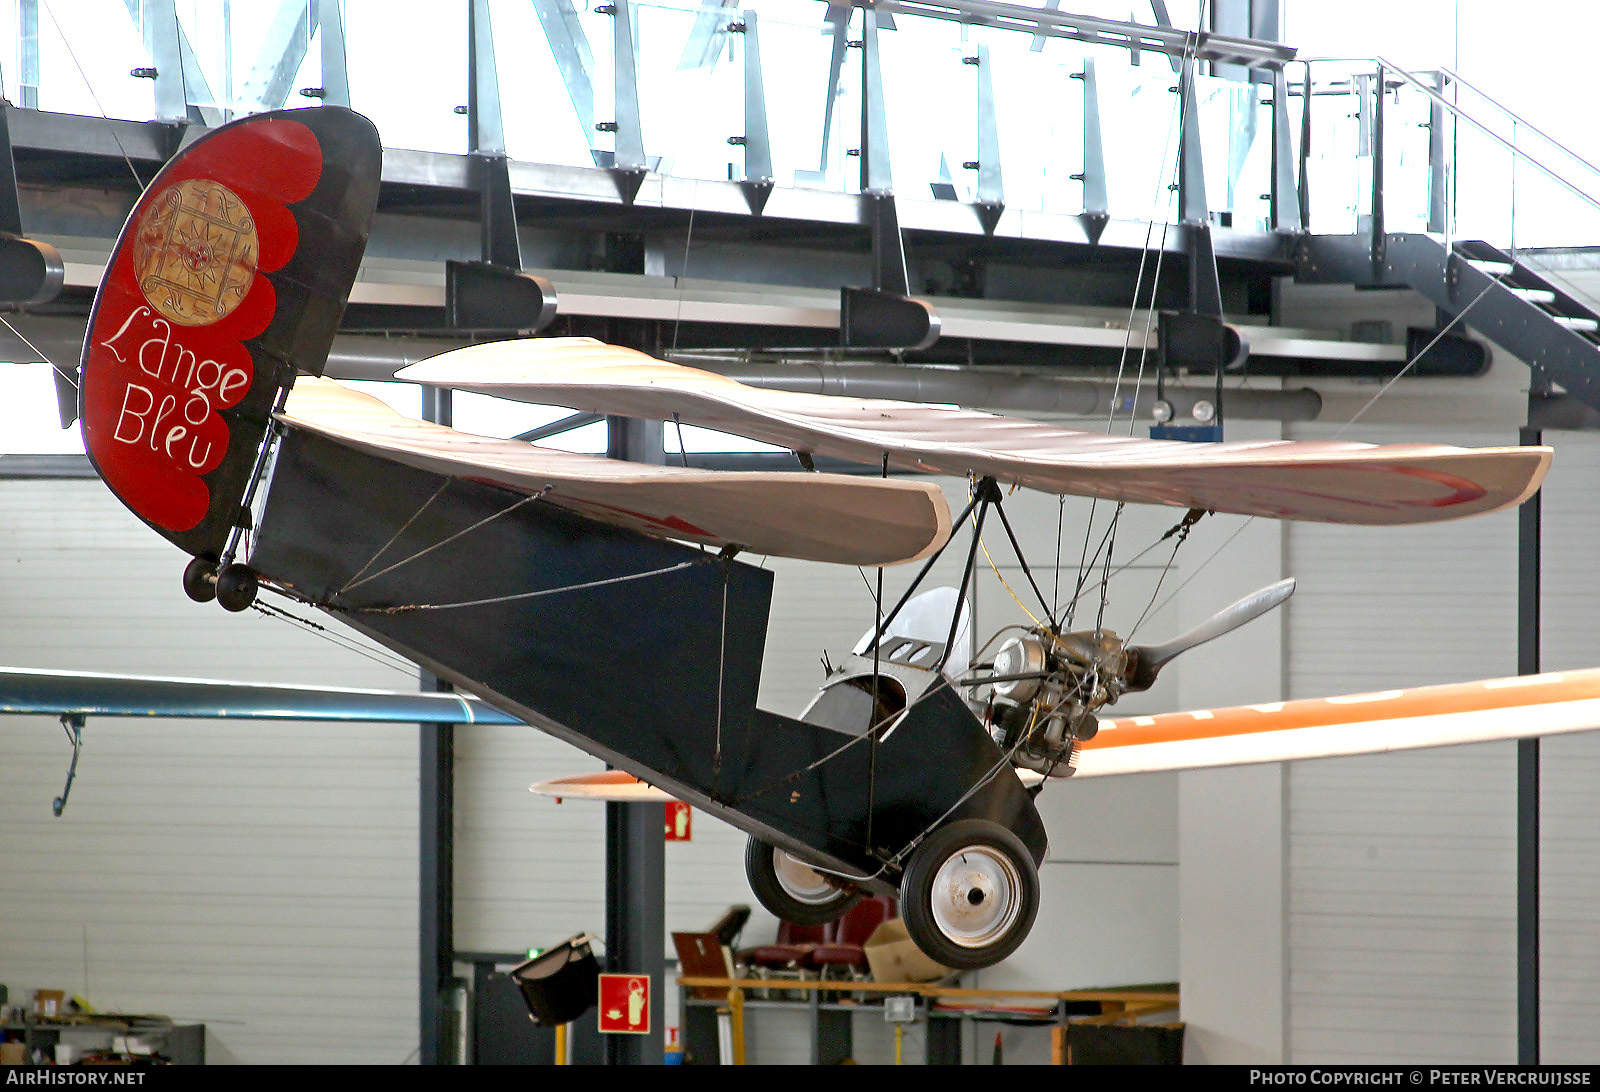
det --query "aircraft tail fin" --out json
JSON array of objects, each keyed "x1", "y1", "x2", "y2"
[{"x1": 78, "y1": 107, "x2": 381, "y2": 560}]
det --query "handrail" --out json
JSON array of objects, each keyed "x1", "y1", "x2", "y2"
[
  {"x1": 1439, "y1": 66, "x2": 1600, "y2": 181},
  {"x1": 678, "y1": 974, "x2": 1180, "y2": 1006},
  {"x1": 878, "y1": 0, "x2": 1295, "y2": 69},
  {"x1": 1372, "y1": 56, "x2": 1600, "y2": 217}
]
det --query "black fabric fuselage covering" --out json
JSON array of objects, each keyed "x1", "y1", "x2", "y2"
[{"x1": 251, "y1": 430, "x2": 1045, "y2": 880}]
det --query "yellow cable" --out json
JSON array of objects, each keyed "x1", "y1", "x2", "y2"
[{"x1": 968, "y1": 485, "x2": 1045, "y2": 629}]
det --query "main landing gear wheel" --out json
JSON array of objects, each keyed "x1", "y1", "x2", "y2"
[
  {"x1": 744, "y1": 837, "x2": 862, "y2": 925},
  {"x1": 898, "y1": 819, "x2": 1040, "y2": 970}
]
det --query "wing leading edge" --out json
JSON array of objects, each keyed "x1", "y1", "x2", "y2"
[
  {"x1": 1073, "y1": 669, "x2": 1600, "y2": 778},
  {"x1": 398, "y1": 338, "x2": 1550, "y2": 526}
]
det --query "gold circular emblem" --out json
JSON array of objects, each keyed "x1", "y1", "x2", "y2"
[{"x1": 131, "y1": 178, "x2": 260, "y2": 326}]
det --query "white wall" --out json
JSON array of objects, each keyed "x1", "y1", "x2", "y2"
[
  {"x1": 0, "y1": 480, "x2": 421, "y2": 1064},
  {"x1": 1172, "y1": 418, "x2": 1291, "y2": 1064},
  {"x1": 1269, "y1": 288, "x2": 1600, "y2": 1064}
]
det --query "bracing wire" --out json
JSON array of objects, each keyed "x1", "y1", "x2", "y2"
[
  {"x1": 1060, "y1": 11, "x2": 1202, "y2": 631},
  {"x1": 339, "y1": 489, "x2": 547, "y2": 595},
  {"x1": 40, "y1": 0, "x2": 146, "y2": 190},
  {"x1": 250, "y1": 597, "x2": 422, "y2": 680},
  {"x1": 0, "y1": 316, "x2": 78, "y2": 393},
  {"x1": 347, "y1": 559, "x2": 703, "y2": 615}
]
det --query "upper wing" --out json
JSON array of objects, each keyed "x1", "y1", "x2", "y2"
[
  {"x1": 0, "y1": 666, "x2": 523, "y2": 724},
  {"x1": 1073, "y1": 669, "x2": 1600, "y2": 778},
  {"x1": 277, "y1": 378, "x2": 951, "y2": 566},
  {"x1": 398, "y1": 338, "x2": 1550, "y2": 526}
]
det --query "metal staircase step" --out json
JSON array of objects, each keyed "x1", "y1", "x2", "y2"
[
  {"x1": 1552, "y1": 315, "x2": 1599, "y2": 332},
  {"x1": 1508, "y1": 287, "x2": 1557, "y2": 305},
  {"x1": 1297, "y1": 233, "x2": 1600, "y2": 412}
]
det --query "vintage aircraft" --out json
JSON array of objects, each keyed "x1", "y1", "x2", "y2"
[{"x1": 55, "y1": 105, "x2": 1600, "y2": 970}]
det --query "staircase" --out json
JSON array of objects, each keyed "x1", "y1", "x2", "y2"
[
  {"x1": 1296, "y1": 232, "x2": 1600, "y2": 412},
  {"x1": 1289, "y1": 56, "x2": 1600, "y2": 413}
]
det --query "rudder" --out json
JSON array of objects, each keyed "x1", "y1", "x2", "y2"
[{"x1": 78, "y1": 107, "x2": 381, "y2": 560}]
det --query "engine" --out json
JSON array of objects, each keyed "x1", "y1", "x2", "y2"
[{"x1": 981, "y1": 626, "x2": 1136, "y2": 776}]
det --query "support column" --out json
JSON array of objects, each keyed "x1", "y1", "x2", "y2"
[
  {"x1": 604, "y1": 414, "x2": 666, "y2": 1066},
  {"x1": 419, "y1": 386, "x2": 456, "y2": 1066},
  {"x1": 1517, "y1": 416, "x2": 1542, "y2": 1066}
]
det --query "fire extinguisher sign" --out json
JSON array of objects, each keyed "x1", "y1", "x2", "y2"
[
  {"x1": 597, "y1": 974, "x2": 651, "y2": 1035},
  {"x1": 664, "y1": 801, "x2": 692, "y2": 841}
]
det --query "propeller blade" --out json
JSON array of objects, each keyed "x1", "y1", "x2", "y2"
[{"x1": 1128, "y1": 578, "x2": 1295, "y2": 690}]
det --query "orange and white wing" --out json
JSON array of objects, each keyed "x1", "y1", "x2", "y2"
[
  {"x1": 1072, "y1": 669, "x2": 1600, "y2": 778},
  {"x1": 528, "y1": 771, "x2": 673, "y2": 802},
  {"x1": 398, "y1": 338, "x2": 1550, "y2": 526},
  {"x1": 277, "y1": 377, "x2": 950, "y2": 566}
]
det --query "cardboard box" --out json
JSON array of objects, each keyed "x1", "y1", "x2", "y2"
[{"x1": 862, "y1": 919, "x2": 950, "y2": 983}]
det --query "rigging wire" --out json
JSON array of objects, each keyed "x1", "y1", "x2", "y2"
[
  {"x1": 40, "y1": 0, "x2": 146, "y2": 190},
  {"x1": 249, "y1": 597, "x2": 422, "y2": 680},
  {"x1": 0, "y1": 315, "x2": 78, "y2": 394},
  {"x1": 346, "y1": 559, "x2": 704, "y2": 615},
  {"x1": 339, "y1": 488, "x2": 548, "y2": 595},
  {"x1": 337, "y1": 480, "x2": 453, "y2": 596},
  {"x1": 1059, "y1": 14, "x2": 1198, "y2": 629},
  {"x1": 1334, "y1": 271, "x2": 1513, "y2": 436}
]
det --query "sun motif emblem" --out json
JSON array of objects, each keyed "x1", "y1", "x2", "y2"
[{"x1": 131, "y1": 178, "x2": 260, "y2": 326}]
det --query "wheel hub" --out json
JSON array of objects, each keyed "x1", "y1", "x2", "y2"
[
  {"x1": 930, "y1": 846, "x2": 1022, "y2": 948},
  {"x1": 773, "y1": 849, "x2": 837, "y2": 905}
]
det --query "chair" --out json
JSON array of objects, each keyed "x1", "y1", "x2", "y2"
[
  {"x1": 807, "y1": 896, "x2": 897, "y2": 981},
  {"x1": 737, "y1": 920, "x2": 830, "y2": 997}
]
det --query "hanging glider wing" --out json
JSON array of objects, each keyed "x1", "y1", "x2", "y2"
[
  {"x1": 277, "y1": 378, "x2": 951, "y2": 566},
  {"x1": 399, "y1": 338, "x2": 1550, "y2": 526},
  {"x1": 1070, "y1": 669, "x2": 1600, "y2": 778},
  {"x1": 0, "y1": 666, "x2": 522, "y2": 724},
  {"x1": 528, "y1": 770, "x2": 674, "y2": 802}
]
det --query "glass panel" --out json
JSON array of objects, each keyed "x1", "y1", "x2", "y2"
[
  {"x1": 1379, "y1": 76, "x2": 1434, "y2": 234},
  {"x1": 1098, "y1": 60, "x2": 1181, "y2": 223},
  {"x1": 755, "y1": 9, "x2": 844, "y2": 190},
  {"x1": 996, "y1": 43, "x2": 1091, "y2": 217},
  {"x1": 24, "y1": 0, "x2": 154, "y2": 123},
  {"x1": 171, "y1": 0, "x2": 311, "y2": 122},
  {"x1": 494, "y1": 0, "x2": 598, "y2": 168},
  {"x1": 634, "y1": 2, "x2": 743, "y2": 184},
  {"x1": 878, "y1": 18, "x2": 965, "y2": 202},
  {"x1": 1300, "y1": 65, "x2": 1366, "y2": 235},
  {"x1": 346, "y1": 0, "x2": 465, "y2": 154}
]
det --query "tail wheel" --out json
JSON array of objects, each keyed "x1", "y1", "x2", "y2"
[
  {"x1": 898, "y1": 819, "x2": 1039, "y2": 970},
  {"x1": 215, "y1": 563, "x2": 259, "y2": 612},
  {"x1": 744, "y1": 837, "x2": 861, "y2": 926},
  {"x1": 182, "y1": 557, "x2": 219, "y2": 603}
]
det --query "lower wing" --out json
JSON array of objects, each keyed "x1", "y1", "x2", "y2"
[{"x1": 278, "y1": 378, "x2": 951, "y2": 567}]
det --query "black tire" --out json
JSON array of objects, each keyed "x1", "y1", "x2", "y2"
[
  {"x1": 744, "y1": 837, "x2": 861, "y2": 926},
  {"x1": 215, "y1": 563, "x2": 259, "y2": 612},
  {"x1": 898, "y1": 819, "x2": 1040, "y2": 970},
  {"x1": 182, "y1": 557, "x2": 218, "y2": 603}
]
